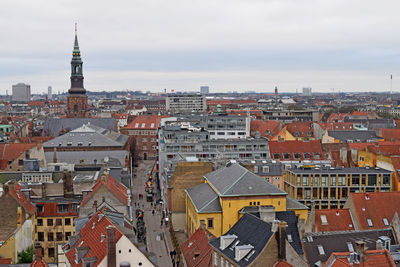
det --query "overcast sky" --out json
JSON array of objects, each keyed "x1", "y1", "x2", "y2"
[{"x1": 1, "y1": 0, "x2": 400, "y2": 94}]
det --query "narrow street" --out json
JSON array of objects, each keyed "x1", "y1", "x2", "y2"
[{"x1": 132, "y1": 160, "x2": 174, "y2": 267}]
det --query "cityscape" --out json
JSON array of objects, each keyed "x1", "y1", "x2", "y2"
[{"x1": 2, "y1": 2, "x2": 400, "y2": 267}]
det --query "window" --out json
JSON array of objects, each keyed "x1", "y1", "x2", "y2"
[
  {"x1": 367, "y1": 218, "x2": 373, "y2": 227},
  {"x1": 320, "y1": 215, "x2": 328, "y2": 225},
  {"x1": 18, "y1": 159, "x2": 24, "y2": 166},
  {"x1": 262, "y1": 166, "x2": 270, "y2": 173},
  {"x1": 141, "y1": 123, "x2": 145, "y2": 128},
  {"x1": 37, "y1": 204, "x2": 44, "y2": 213},
  {"x1": 71, "y1": 204, "x2": 78, "y2": 213},
  {"x1": 143, "y1": 146, "x2": 148, "y2": 150},
  {"x1": 383, "y1": 218, "x2": 389, "y2": 226},
  {"x1": 287, "y1": 234, "x2": 293, "y2": 242},
  {"x1": 304, "y1": 153, "x2": 311, "y2": 159},
  {"x1": 47, "y1": 219, "x2": 53, "y2": 226},
  {"x1": 273, "y1": 153, "x2": 280, "y2": 159},
  {"x1": 360, "y1": 156, "x2": 365, "y2": 162},
  {"x1": 56, "y1": 232, "x2": 63, "y2": 241},
  {"x1": 48, "y1": 232, "x2": 54, "y2": 241},
  {"x1": 65, "y1": 232, "x2": 71, "y2": 240},
  {"x1": 254, "y1": 166, "x2": 259, "y2": 173},
  {"x1": 347, "y1": 242, "x2": 354, "y2": 252},
  {"x1": 294, "y1": 153, "x2": 300, "y2": 159},
  {"x1": 207, "y1": 218, "x2": 214, "y2": 228},
  {"x1": 37, "y1": 219, "x2": 43, "y2": 226},
  {"x1": 214, "y1": 252, "x2": 218, "y2": 266},
  {"x1": 38, "y1": 232, "x2": 44, "y2": 241},
  {"x1": 56, "y1": 219, "x2": 62, "y2": 226},
  {"x1": 48, "y1": 247, "x2": 55, "y2": 258},
  {"x1": 238, "y1": 132, "x2": 246, "y2": 135},
  {"x1": 57, "y1": 204, "x2": 69, "y2": 213},
  {"x1": 217, "y1": 132, "x2": 225, "y2": 135},
  {"x1": 283, "y1": 153, "x2": 291, "y2": 159},
  {"x1": 142, "y1": 138, "x2": 148, "y2": 142},
  {"x1": 317, "y1": 245, "x2": 325, "y2": 255},
  {"x1": 220, "y1": 257, "x2": 224, "y2": 266},
  {"x1": 65, "y1": 218, "x2": 71, "y2": 225}
]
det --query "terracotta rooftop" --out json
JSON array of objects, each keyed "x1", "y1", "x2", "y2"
[
  {"x1": 30, "y1": 259, "x2": 49, "y2": 267},
  {"x1": 285, "y1": 121, "x2": 314, "y2": 138},
  {"x1": 124, "y1": 115, "x2": 165, "y2": 130},
  {"x1": 269, "y1": 140, "x2": 324, "y2": 160},
  {"x1": 323, "y1": 249, "x2": 395, "y2": 267},
  {"x1": 80, "y1": 174, "x2": 128, "y2": 206},
  {"x1": 9, "y1": 182, "x2": 36, "y2": 215},
  {"x1": 181, "y1": 227, "x2": 213, "y2": 267},
  {"x1": 349, "y1": 192, "x2": 400, "y2": 230},
  {"x1": 380, "y1": 129, "x2": 400, "y2": 142},
  {"x1": 0, "y1": 143, "x2": 40, "y2": 165},
  {"x1": 315, "y1": 209, "x2": 355, "y2": 232},
  {"x1": 250, "y1": 120, "x2": 281, "y2": 138}
]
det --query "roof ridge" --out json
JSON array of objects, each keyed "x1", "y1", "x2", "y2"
[
  {"x1": 199, "y1": 196, "x2": 219, "y2": 212},
  {"x1": 221, "y1": 165, "x2": 248, "y2": 195}
]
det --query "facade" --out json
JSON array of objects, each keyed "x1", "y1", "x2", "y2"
[
  {"x1": 66, "y1": 26, "x2": 88, "y2": 118},
  {"x1": 12, "y1": 83, "x2": 31, "y2": 103},
  {"x1": 206, "y1": 115, "x2": 250, "y2": 140},
  {"x1": 262, "y1": 109, "x2": 319, "y2": 122},
  {"x1": 166, "y1": 93, "x2": 206, "y2": 113},
  {"x1": 121, "y1": 115, "x2": 164, "y2": 160},
  {"x1": 185, "y1": 163, "x2": 308, "y2": 237},
  {"x1": 302, "y1": 87, "x2": 312, "y2": 97},
  {"x1": 284, "y1": 167, "x2": 393, "y2": 209}
]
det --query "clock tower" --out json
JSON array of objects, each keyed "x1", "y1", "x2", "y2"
[{"x1": 67, "y1": 24, "x2": 89, "y2": 118}]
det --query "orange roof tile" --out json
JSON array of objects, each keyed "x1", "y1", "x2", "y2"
[
  {"x1": 31, "y1": 259, "x2": 49, "y2": 267},
  {"x1": 272, "y1": 260, "x2": 294, "y2": 267},
  {"x1": 351, "y1": 111, "x2": 370, "y2": 116},
  {"x1": 181, "y1": 228, "x2": 213, "y2": 267},
  {"x1": 318, "y1": 122, "x2": 354, "y2": 131},
  {"x1": 380, "y1": 129, "x2": 400, "y2": 142},
  {"x1": 269, "y1": 140, "x2": 324, "y2": 160},
  {"x1": 250, "y1": 120, "x2": 281, "y2": 138},
  {"x1": 0, "y1": 143, "x2": 39, "y2": 164},
  {"x1": 349, "y1": 192, "x2": 400, "y2": 230},
  {"x1": 28, "y1": 101, "x2": 45, "y2": 107},
  {"x1": 80, "y1": 175, "x2": 128, "y2": 207},
  {"x1": 65, "y1": 211, "x2": 123, "y2": 266},
  {"x1": 285, "y1": 122, "x2": 314, "y2": 138},
  {"x1": 9, "y1": 183, "x2": 36, "y2": 215},
  {"x1": 315, "y1": 209, "x2": 355, "y2": 232},
  {"x1": 324, "y1": 249, "x2": 395, "y2": 267}
]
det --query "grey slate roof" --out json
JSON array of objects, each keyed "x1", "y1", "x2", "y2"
[
  {"x1": 185, "y1": 183, "x2": 222, "y2": 213},
  {"x1": 204, "y1": 163, "x2": 287, "y2": 197},
  {"x1": 303, "y1": 228, "x2": 395, "y2": 266},
  {"x1": 43, "y1": 124, "x2": 128, "y2": 148},
  {"x1": 45, "y1": 150, "x2": 129, "y2": 167},
  {"x1": 327, "y1": 130, "x2": 379, "y2": 142},
  {"x1": 43, "y1": 117, "x2": 116, "y2": 136},
  {"x1": 286, "y1": 196, "x2": 309, "y2": 210},
  {"x1": 209, "y1": 213, "x2": 273, "y2": 267}
]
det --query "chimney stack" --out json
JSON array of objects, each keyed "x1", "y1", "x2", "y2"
[
  {"x1": 41, "y1": 183, "x2": 46, "y2": 198},
  {"x1": 63, "y1": 171, "x2": 74, "y2": 198},
  {"x1": 276, "y1": 221, "x2": 287, "y2": 262},
  {"x1": 106, "y1": 225, "x2": 116, "y2": 267},
  {"x1": 34, "y1": 242, "x2": 43, "y2": 261},
  {"x1": 355, "y1": 241, "x2": 367, "y2": 262}
]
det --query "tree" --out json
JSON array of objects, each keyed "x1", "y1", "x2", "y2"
[{"x1": 17, "y1": 246, "x2": 33, "y2": 264}]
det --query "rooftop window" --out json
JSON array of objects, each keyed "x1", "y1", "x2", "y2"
[
  {"x1": 287, "y1": 234, "x2": 293, "y2": 242},
  {"x1": 141, "y1": 123, "x2": 146, "y2": 128},
  {"x1": 367, "y1": 218, "x2": 373, "y2": 227},
  {"x1": 317, "y1": 245, "x2": 325, "y2": 255},
  {"x1": 347, "y1": 242, "x2": 354, "y2": 252},
  {"x1": 320, "y1": 215, "x2": 328, "y2": 225},
  {"x1": 383, "y1": 218, "x2": 389, "y2": 226},
  {"x1": 135, "y1": 123, "x2": 139, "y2": 128}
]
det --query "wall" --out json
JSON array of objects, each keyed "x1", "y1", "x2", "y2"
[
  {"x1": 14, "y1": 219, "x2": 33, "y2": 262},
  {"x1": 357, "y1": 150, "x2": 376, "y2": 167}
]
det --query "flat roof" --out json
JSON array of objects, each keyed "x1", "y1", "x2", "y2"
[{"x1": 288, "y1": 167, "x2": 392, "y2": 174}]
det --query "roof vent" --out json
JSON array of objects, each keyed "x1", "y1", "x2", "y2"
[
  {"x1": 336, "y1": 210, "x2": 340, "y2": 216},
  {"x1": 220, "y1": 234, "x2": 238, "y2": 250},
  {"x1": 98, "y1": 214, "x2": 104, "y2": 222},
  {"x1": 100, "y1": 233, "x2": 105, "y2": 243},
  {"x1": 365, "y1": 193, "x2": 370, "y2": 200},
  {"x1": 234, "y1": 244, "x2": 254, "y2": 262}
]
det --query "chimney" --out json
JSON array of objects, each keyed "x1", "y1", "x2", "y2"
[
  {"x1": 93, "y1": 200, "x2": 98, "y2": 211},
  {"x1": 259, "y1": 205, "x2": 276, "y2": 223},
  {"x1": 41, "y1": 183, "x2": 46, "y2": 198},
  {"x1": 53, "y1": 147, "x2": 57, "y2": 163},
  {"x1": 339, "y1": 147, "x2": 347, "y2": 165},
  {"x1": 63, "y1": 171, "x2": 74, "y2": 198},
  {"x1": 355, "y1": 241, "x2": 367, "y2": 262},
  {"x1": 34, "y1": 242, "x2": 43, "y2": 261},
  {"x1": 376, "y1": 239, "x2": 383, "y2": 250},
  {"x1": 106, "y1": 225, "x2": 117, "y2": 267},
  {"x1": 276, "y1": 221, "x2": 287, "y2": 261}
]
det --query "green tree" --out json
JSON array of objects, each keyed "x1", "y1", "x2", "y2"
[{"x1": 17, "y1": 246, "x2": 34, "y2": 263}]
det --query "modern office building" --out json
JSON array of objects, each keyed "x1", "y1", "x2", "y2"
[
  {"x1": 166, "y1": 93, "x2": 206, "y2": 113},
  {"x1": 47, "y1": 86, "x2": 52, "y2": 100},
  {"x1": 200, "y1": 86, "x2": 209, "y2": 95},
  {"x1": 284, "y1": 166, "x2": 393, "y2": 209},
  {"x1": 302, "y1": 87, "x2": 312, "y2": 97},
  {"x1": 12, "y1": 83, "x2": 31, "y2": 102}
]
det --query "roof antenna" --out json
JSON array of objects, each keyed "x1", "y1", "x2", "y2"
[{"x1": 75, "y1": 22, "x2": 77, "y2": 36}]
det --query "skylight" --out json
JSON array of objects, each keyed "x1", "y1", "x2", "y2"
[
  {"x1": 347, "y1": 242, "x2": 354, "y2": 252},
  {"x1": 320, "y1": 215, "x2": 328, "y2": 225},
  {"x1": 367, "y1": 218, "x2": 373, "y2": 227},
  {"x1": 287, "y1": 234, "x2": 293, "y2": 242},
  {"x1": 141, "y1": 123, "x2": 146, "y2": 128},
  {"x1": 151, "y1": 123, "x2": 155, "y2": 128},
  {"x1": 317, "y1": 245, "x2": 325, "y2": 255},
  {"x1": 135, "y1": 123, "x2": 139, "y2": 128},
  {"x1": 383, "y1": 218, "x2": 389, "y2": 226}
]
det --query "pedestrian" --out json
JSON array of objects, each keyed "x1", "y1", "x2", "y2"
[
  {"x1": 161, "y1": 219, "x2": 163, "y2": 226},
  {"x1": 152, "y1": 210, "x2": 155, "y2": 215}
]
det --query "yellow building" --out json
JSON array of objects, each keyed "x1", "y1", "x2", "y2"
[
  {"x1": 185, "y1": 163, "x2": 308, "y2": 237},
  {"x1": 357, "y1": 149, "x2": 376, "y2": 167},
  {"x1": 33, "y1": 199, "x2": 79, "y2": 263}
]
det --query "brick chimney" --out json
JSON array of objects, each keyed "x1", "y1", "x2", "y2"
[
  {"x1": 276, "y1": 221, "x2": 287, "y2": 261},
  {"x1": 34, "y1": 242, "x2": 43, "y2": 261},
  {"x1": 106, "y1": 225, "x2": 116, "y2": 267},
  {"x1": 355, "y1": 240, "x2": 367, "y2": 262},
  {"x1": 63, "y1": 171, "x2": 74, "y2": 198}
]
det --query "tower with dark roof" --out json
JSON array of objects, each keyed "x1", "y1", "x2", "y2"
[{"x1": 67, "y1": 24, "x2": 88, "y2": 118}]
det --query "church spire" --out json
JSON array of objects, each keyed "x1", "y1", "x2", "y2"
[{"x1": 69, "y1": 23, "x2": 86, "y2": 95}]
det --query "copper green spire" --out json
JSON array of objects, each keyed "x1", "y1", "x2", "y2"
[{"x1": 69, "y1": 23, "x2": 85, "y2": 94}]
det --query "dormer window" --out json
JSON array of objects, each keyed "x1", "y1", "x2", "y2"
[
  {"x1": 317, "y1": 245, "x2": 325, "y2": 255},
  {"x1": 367, "y1": 218, "x2": 373, "y2": 227},
  {"x1": 383, "y1": 218, "x2": 389, "y2": 226},
  {"x1": 320, "y1": 215, "x2": 328, "y2": 225}
]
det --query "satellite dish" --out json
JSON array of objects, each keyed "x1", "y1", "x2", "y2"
[{"x1": 104, "y1": 157, "x2": 109, "y2": 163}]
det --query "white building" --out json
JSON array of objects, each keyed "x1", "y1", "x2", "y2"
[
  {"x1": 166, "y1": 93, "x2": 206, "y2": 113},
  {"x1": 200, "y1": 85, "x2": 209, "y2": 95}
]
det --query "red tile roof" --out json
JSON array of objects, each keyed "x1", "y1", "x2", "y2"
[
  {"x1": 250, "y1": 120, "x2": 281, "y2": 139},
  {"x1": 124, "y1": 115, "x2": 165, "y2": 130},
  {"x1": 351, "y1": 111, "x2": 370, "y2": 116},
  {"x1": 0, "y1": 143, "x2": 39, "y2": 164},
  {"x1": 348, "y1": 192, "x2": 400, "y2": 230},
  {"x1": 31, "y1": 259, "x2": 49, "y2": 267},
  {"x1": 272, "y1": 260, "x2": 294, "y2": 267},
  {"x1": 285, "y1": 122, "x2": 314, "y2": 138},
  {"x1": 323, "y1": 249, "x2": 395, "y2": 267},
  {"x1": 366, "y1": 144, "x2": 400, "y2": 156},
  {"x1": 0, "y1": 257, "x2": 11, "y2": 264},
  {"x1": 314, "y1": 209, "x2": 355, "y2": 232},
  {"x1": 28, "y1": 101, "x2": 46, "y2": 107},
  {"x1": 181, "y1": 227, "x2": 213, "y2": 267},
  {"x1": 9, "y1": 183, "x2": 36, "y2": 215},
  {"x1": 327, "y1": 113, "x2": 350, "y2": 123},
  {"x1": 269, "y1": 140, "x2": 324, "y2": 160},
  {"x1": 114, "y1": 113, "x2": 128, "y2": 119},
  {"x1": 65, "y1": 211, "x2": 123, "y2": 266},
  {"x1": 80, "y1": 175, "x2": 128, "y2": 207},
  {"x1": 380, "y1": 129, "x2": 400, "y2": 142},
  {"x1": 318, "y1": 122, "x2": 354, "y2": 131}
]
